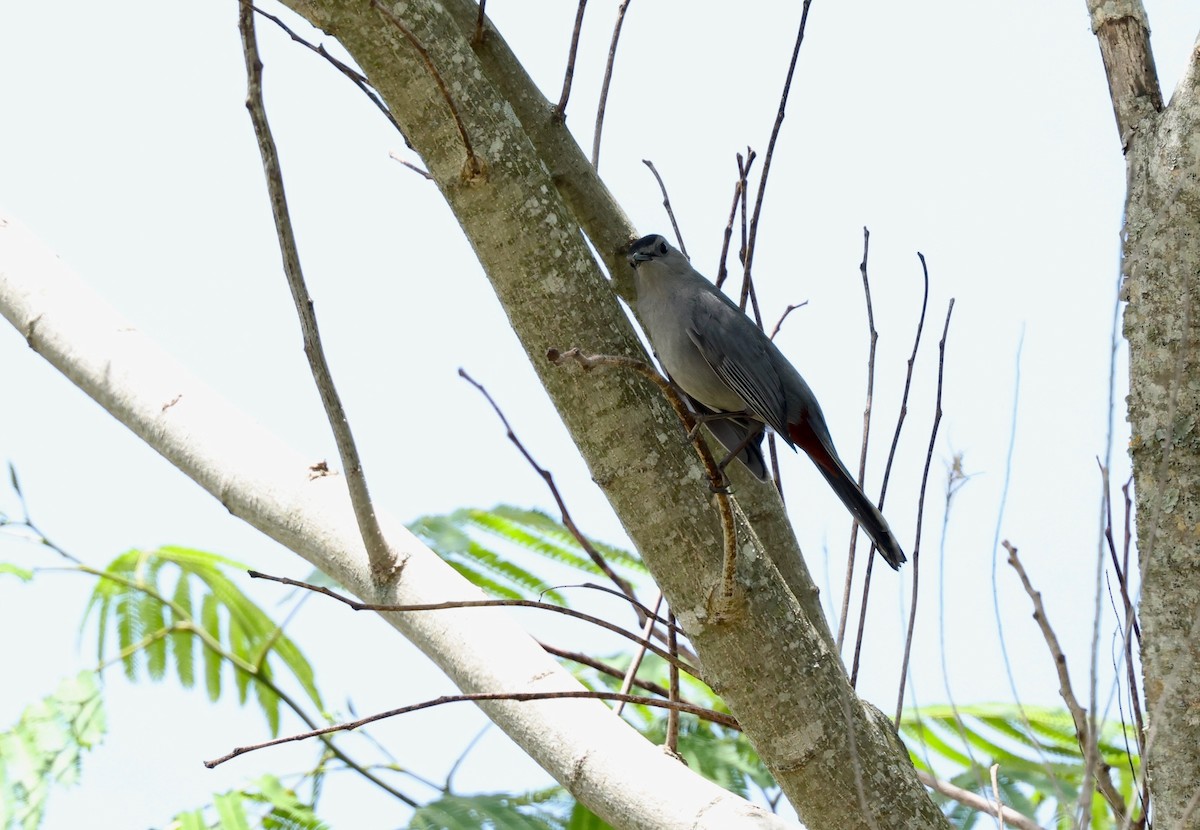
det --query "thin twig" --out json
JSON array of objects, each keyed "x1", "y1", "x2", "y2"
[
  {"x1": 715, "y1": 151, "x2": 754, "y2": 290},
  {"x1": 371, "y1": 0, "x2": 484, "y2": 179},
  {"x1": 935, "y1": 455, "x2": 989, "y2": 796},
  {"x1": 540, "y1": 641, "x2": 738, "y2": 730},
  {"x1": 543, "y1": 581, "x2": 695, "y2": 659},
  {"x1": 615, "y1": 592, "x2": 664, "y2": 716},
  {"x1": 1114, "y1": 477, "x2": 1146, "y2": 764},
  {"x1": 1005, "y1": 542, "x2": 1128, "y2": 824},
  {"x1": 641, "y1": 160, "x2": 688, "y2": 259},
  {"x1": 554, "y1": 0, "x2": 589, "y2": 121},
  {"x1": 851, "y1": 251, "x2": 930, "y2": 687},
  {"x1": 547, "y1": 348, "x2": 739, "y2": 606},
  {"x1": 458, "y1": 369, "x2": 640, "y2": 609},
  {"x1": 247, "y1": 570, "x2": 698, "y2": 677},
  {"x1": 984, "y1": 332, "x2": 1072, "y2": 810},
  {"x1": 387, "y1": 150, "x2": 433, "y2": 180},
  {"x1": 206, "y1": 689, "x2": 727, "y2": 768},
  {"x1": 768, "y1": 302, "x2": 808, "y2": 341},
  {"x1": 1101, "y1": 464, "x2": 1141, "y2": 643},
  {"x1": 742, "y1": 0, "x2": 813, "y2": 284},
  {"x1": 916, "y1": 771, "x2": 1042, "y2": 830},
  {"x1": 251, "y1": 5, "x2": 409, "y2": 142},
  {"x1": 1100, "y1": 465, "x2": 1148, "y2": 812},
  {"x1": 444, "y1": 723, "x2": 490, "y2": 793},
  {"x1": 1089, "y1": 270, "x2": 1124, "y2": 830},
  {"x1": 894, "y1": 298, "x2": 953, "y2": 724},
  {"x1": 666, "y1": 609, "x2": 681, "y2": 755},
  {"x1": 591, "y1": 0, "x2": 632, "y2": 169},
  {"x1": 990, "y1": 764, "x2": 1006, "y2": 830},
  {"x1": 838, "y1": 227, "x2": 879, "y2": 651},
  {"x1": 239, "y1": 2, "x2": 397, "y2": 579}
]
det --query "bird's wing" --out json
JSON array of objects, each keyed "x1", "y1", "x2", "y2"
[{"x1": 686, "y1": 288, "x2": 792, "y2": 441}]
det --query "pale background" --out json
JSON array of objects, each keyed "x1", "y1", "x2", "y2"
[{"x1": 2, "y1": 1, "x2": 1197, "y2": 826}]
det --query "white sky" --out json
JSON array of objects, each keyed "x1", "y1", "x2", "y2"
[{"x1": 2, "y1": 1, "x2": 1197, "y2": 827}]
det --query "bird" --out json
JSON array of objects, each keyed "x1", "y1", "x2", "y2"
[{"x1": 627, "y1": 233, "x2": 906, "y2": 570}]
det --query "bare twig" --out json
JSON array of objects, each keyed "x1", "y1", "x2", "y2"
[
  {"x1": 247, "y1": 569, "x2": 699, "y2": 677},
  {"x1": 540, "y1": 641, "x2": 739, "y2": 730},
  {"x1": 1111, "y1": 476, "x2": 1146, "y2": 770},
  {"x1": 239, "y1": 2, "x2": 397, "y2": 579},
  {"x1": 642, "y1": 160, "x2": 688, "y2": 259},
  {"x1": 990, "y1": 764, "x2": 1006, "y2": 830},
  {"x1": 715, "y1": 151, "x2": 755, "y2": 290},
  {"x1": 554, "y1": 0, "x2": 589, "y2": 120},
  {"x1": 916, "y1": 771, "x2": 1042, "y2": 830},
  {"x1": 458, "y1": 369, "x2": 640, "y2": 608},
  {"x1": 547, "y1": 348, "x2": 739, "y2": 606},
  {"x1": 838, "y1": 227, "x2": 879, "y2": 651},
  {"x1": 894, "y1": 298, "x2": 953, "y2": 725},
  {"x1": 743, "y1": 0, "x2": 813, "y2": 283},
  {"x1": 251, "y1": 5, "x2": 409, "y2": 142},
  {"x1": 371, "y1": 0, "x2": 485, "y2": 179},
  {"x1": 1101, "y1": 464, "x2": 1147, "y2": 794},
  {"x1": 666, "y1": 609, "x2": 681, "y2": 755},
  {"x1": 851, "y1": 251, "x2": 930, "y2": 687},
  {"x1": 444, "y1": 723, "x2": 490, "y2": 793},
  {"x1": 768, "y1": 302, "x2": 808, "y2": 341},
  {"x1": 387, "y1": 150, "x2": 433, "y2": 180},
  {"x1": 591, "y1": 0, "x2": 633, "y2": 169},
  {"x1": 1005, "y1": 542, "x2": 1128, "y2": 824},
  {"x1": 206, "y1": 688, "x2": 726, "y2": 768},
  {"x1": 542, "y1": 582, "x2": 695, "y2": 661},
  {"x1": 615, "y1": 592, "x2": 664, "y2": 716}
]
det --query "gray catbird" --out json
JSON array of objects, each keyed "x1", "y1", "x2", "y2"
[{"x1": 628, "y1": 233, "x2": 906, "y2": 570}]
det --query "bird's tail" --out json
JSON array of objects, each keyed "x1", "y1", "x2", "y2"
[{"x1": 788, "y1": 419, "x2": 906, "y2": 569}]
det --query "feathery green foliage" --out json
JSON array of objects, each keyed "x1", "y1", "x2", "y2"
[
  {"x1": 166, "y1": 776, "x2": 328, "y2": 830},
  {"x1": 409, "y1": 505, "x2": 644, "y2": 604},
  {"x1": 81, "y1": 546, "x2": 323, "y2": 736},
  {"x1": 0, "y1": 672, "x2": 105, "y2": 830},
  {"x1": 900, "y1": 703, "x2": 1142, "y2": 828},
  {"x1": 0, "y1": 496, "x2": 1146, "y2": 829}
]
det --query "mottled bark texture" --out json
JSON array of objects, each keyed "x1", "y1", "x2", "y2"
[
  {"x1": 1089, "y1": 1, "x2": 1200, "y2": 825},
  {"x1": 278, "y1": 1, "x2": 948, "y2": 827}
]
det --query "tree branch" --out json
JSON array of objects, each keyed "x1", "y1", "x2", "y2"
[
  {"x1": 1085, "y1": 0, "x2": 1162, "y2": 145},
  {"x1": 238, "y1": 2, "x2": 397, "y2": 579},
  {"x1": 0, "y1": 214, "x2": 793, "y2": 830}
]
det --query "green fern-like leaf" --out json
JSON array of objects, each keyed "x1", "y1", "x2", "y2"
[
  {"x1": 82, "y1": 546, "x2": 324, "y2": 737},
  {"x1": 410, "y1": 506, "x2": 644, "y2": 603},
  {"x1": 901, "y1": 703, "x2": 1142, "y2": 828}
]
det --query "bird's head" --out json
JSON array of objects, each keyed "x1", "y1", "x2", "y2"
[{"x1": 627, "y1": 234, "x2": 674, "y2": 268}]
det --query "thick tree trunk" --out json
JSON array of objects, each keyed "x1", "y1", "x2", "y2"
[
  {"x1": 279, "y1": 1, "x2": 948, "y2": 827},
  {"x1": 1089, "y1": 2, "x2": 1200, "y2": 825}
]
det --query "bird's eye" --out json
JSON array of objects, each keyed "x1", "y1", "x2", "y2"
[{"x1": 658, "y1": 242, "x2": 667, "y2": 255}]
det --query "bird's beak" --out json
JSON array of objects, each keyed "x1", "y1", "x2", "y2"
[{"x1": 629, "y1": 250, "x2": 652, "y2": 265}]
